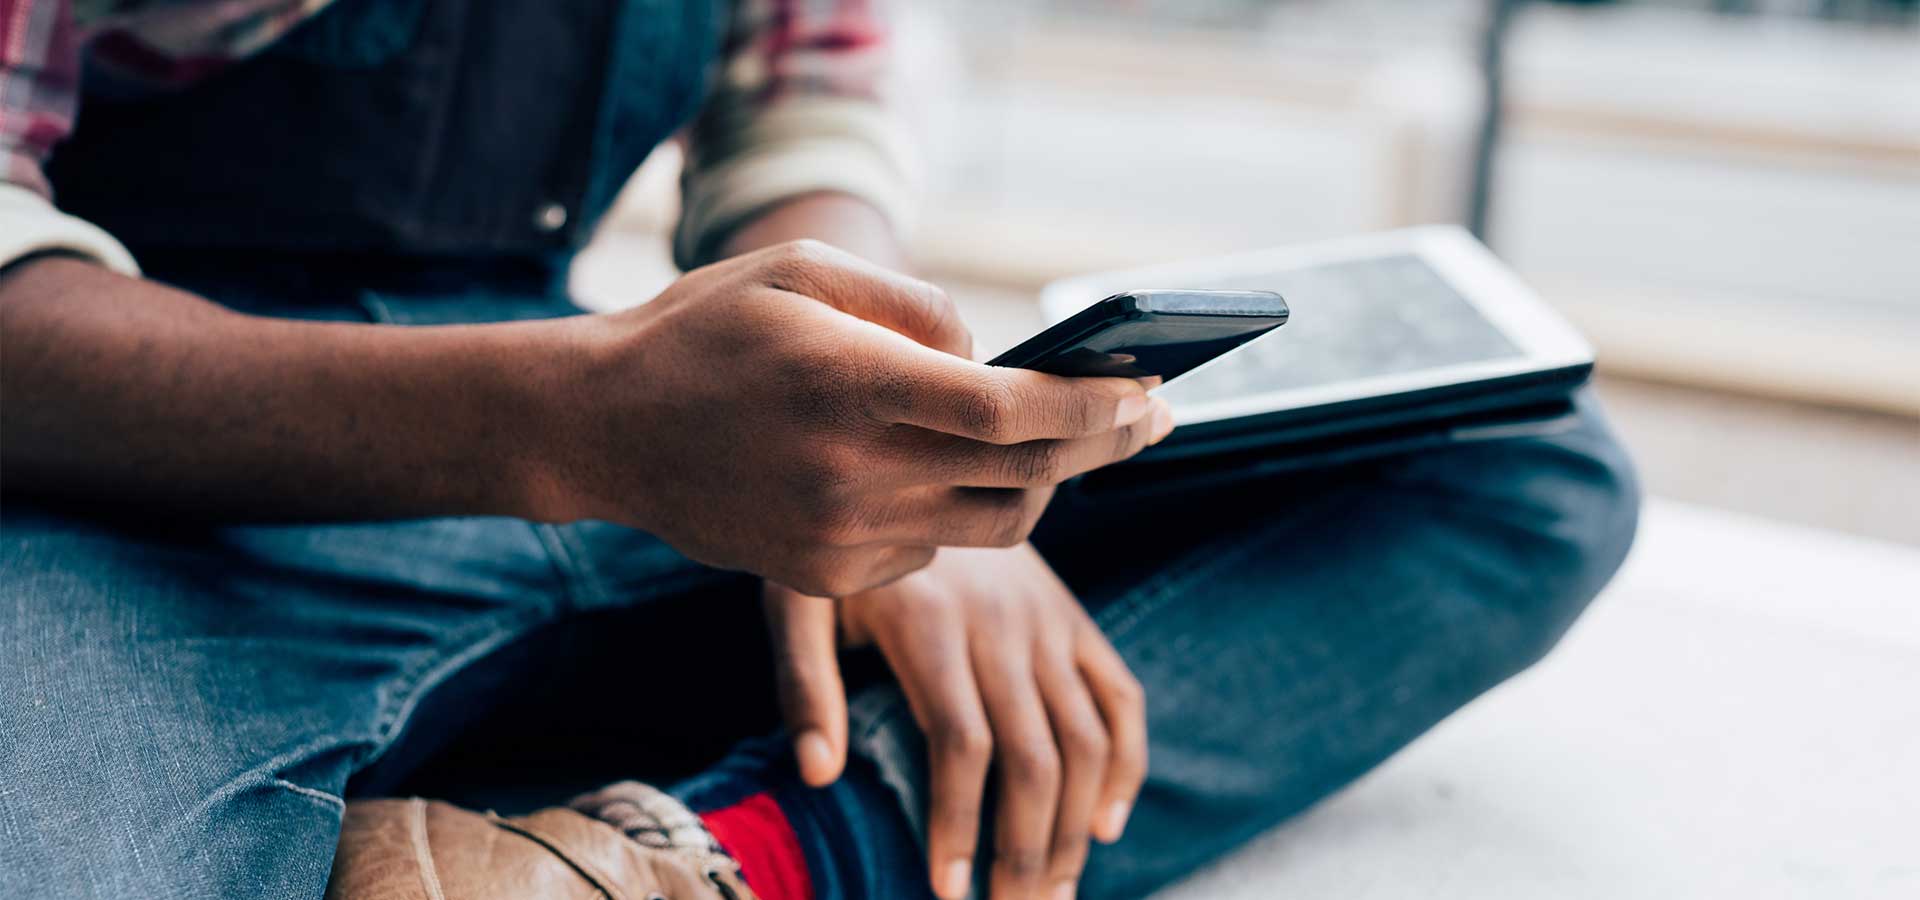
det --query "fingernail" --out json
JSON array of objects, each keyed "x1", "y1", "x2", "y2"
[
  {"x1": 796, "y1": 730, "x2": 833, "y2": 782},
  {"x1": 1052, "y1": 882, "x2": 1078, "y2": 900},
  {"x1": 1099, "y1": 801, "x2": 1132, "y2": 840},
  {"x1": 938, "y1": 858, "x2": 972, "y2": 899},
  {"x1": 1147, "y1": 402, "x2": 1175, "y2": 444},
  {"x1": 1115, "y1": 392, "x2": 1150, "y2": 428}
]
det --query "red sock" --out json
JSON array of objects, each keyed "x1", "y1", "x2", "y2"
[{"x1": 699, "y1": 792, "x2": 813, "y2": 900}]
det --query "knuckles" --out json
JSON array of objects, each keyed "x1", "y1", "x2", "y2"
[
  {"x1": 902, "y1": 282, "x2": 967, "y2": 355},
  {"x1": 955, "y1": 381, "x2": 1022, "y2": 444},
  {"x1": 933, "y1": 720, "x2": 994, "y2": 766},
  {"x1": 994, "y1": 847, "x2": 1051, "y2": 879},
  {"x1": 1004, "y1": 442, "x2": 1067, "y2": 487},
  {"x1": 1000, "y1": 739, "x2": 1063, "y2": 792},
  {"x1": 754, "y1": 239, "x2": 968, "y2": 357},
  {"x1": 1110, "y1": 671, "x2": 1147, "y2": 715},
  {"x1": 756, "y1": 238, "x2": 837, "y2": 283},
  {"x1": 1056, "y1": 718, "x2": 1111, "y2": 764}
]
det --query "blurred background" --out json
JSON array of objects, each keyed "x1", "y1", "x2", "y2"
[
  {"x1": 900, "y1": 0, "x2": 1920, "y2": 553},
  {"x1": 580, "y1": 0, "x2": 1920, "y2": 547},
  {"x1": 574, "y1": 2, "x2": 1920, "y2": 894}
]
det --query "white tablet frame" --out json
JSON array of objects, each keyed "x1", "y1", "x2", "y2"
[{"x1": 1037, "y1": 225, "x2": 1594, "y2": 427}]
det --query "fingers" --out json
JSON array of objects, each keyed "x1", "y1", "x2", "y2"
[
  {"x1": 1035, "y1": 648, "x2": 1110, "y2": 897},
  {"x1": 762, "y1": 582, "x2": 848, "y2": 786},
  {"x1": 880, "y1": 602, "x2": 994, "y2": 900},
  {"x1": 747, "y1": 239, "x2": 974, "y2": 359},
  {"x1": 974, "y1": 638, "x2": 1062, "y2": 900},
  {"x1": 736, "y1": 242, "x2": 1159, "y2": 448},
  {"x1": 854, "y1": 486, "x2": 1050, "y2": 550},
  {"x1": 818, "y1": 399, "x2": 1172, "y2": 550},
  {"x1": 886, "y1": 398, "x2": 1174, "y2": 490},
  {"x1": 1076, "y1": 618, "x2": 1148, "y2": 844},
  {"x1": 859, "y1": 345, "x2": 1157, "y2": 445}
]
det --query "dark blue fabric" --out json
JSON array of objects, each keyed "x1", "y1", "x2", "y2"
[{"x1": 51, "y1": 0, "x2": 722, "y2": 257}]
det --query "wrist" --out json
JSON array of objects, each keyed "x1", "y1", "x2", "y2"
[{"x1": 479, "y1": 315, "x2": 618, "y2": 524}]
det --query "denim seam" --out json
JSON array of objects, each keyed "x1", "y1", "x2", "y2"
[
  {"x1": 551, "y1": 524, "x2": 614, "y2": 610},
  {"x1": 529, "y1": 523, "x2": 594, "y2": 613},
  {"x1": 186, "y1": 736, "x2": 367, "y2": 824},
  {"x1": 272, "y1": 779, "x2": 348, "y2": 812}
]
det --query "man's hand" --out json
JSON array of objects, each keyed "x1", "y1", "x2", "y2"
[
  {"x1": 4, "y1": 229, "x2": 1167, "y2": 596},
  {"x1": 539, "y1": 240, "x2": 1173, "y2": 597},
  {"x1": 764, "y1": 545, "x2": 1149, "y2": 900}
]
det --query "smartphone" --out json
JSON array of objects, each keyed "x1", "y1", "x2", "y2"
[{"x1": 987, "y1": 290, "x2": 1289, "y2": 382}]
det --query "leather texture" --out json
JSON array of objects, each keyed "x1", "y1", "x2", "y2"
[{"x1": 325, "y1": 798, "x2": 760, "y2": 900}]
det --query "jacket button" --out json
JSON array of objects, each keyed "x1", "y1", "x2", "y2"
[{"x1": 534, "y1": 202, "x2": 569, "y2": 233}]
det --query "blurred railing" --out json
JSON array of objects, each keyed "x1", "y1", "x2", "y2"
[{"x1": 910, "y1": 0, "x2": 1920, "y2": 415}]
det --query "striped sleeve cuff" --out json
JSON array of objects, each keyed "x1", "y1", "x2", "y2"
[
  {"x1": 674, "y1": 96, "x2": 919, "y2": 271},
  {"x1": 0, "y1": 182, "x2": 139, "y2": 275}
]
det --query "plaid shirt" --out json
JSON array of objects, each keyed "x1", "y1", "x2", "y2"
[{"x1": 0, "y1": 0, "x2": 913, "y2": 272}]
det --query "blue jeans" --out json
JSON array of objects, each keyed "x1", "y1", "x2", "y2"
[{"x1": 0, "y1": 260, "x2": 1640, "y2": 900}]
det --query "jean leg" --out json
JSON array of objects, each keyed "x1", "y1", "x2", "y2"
[
  {"x1": 845, "y1": 391, "x2": 1639, "y2": 899},
  {"x1": 0, "y1": 505, "x2": 567, "y2": 900}
]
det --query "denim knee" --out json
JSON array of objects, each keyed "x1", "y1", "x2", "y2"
[
  {"x1": 0, "y1": 509, "x2": 357, "y2": 899},
  {"x1": 1448, "y1": 392, "x2": 1642, "y2": 668}
]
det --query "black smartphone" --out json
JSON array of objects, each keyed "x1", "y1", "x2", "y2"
[{"x1": 988, "y1": 290, "x2": 1289, "y2": 380}]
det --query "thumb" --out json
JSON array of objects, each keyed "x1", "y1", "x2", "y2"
[
  {"x1": 751, "y1": 240, "x2": 974, "y2": 359},
  {"x1": 762, "y1": 580, "x2": 849, "y2": 787}
]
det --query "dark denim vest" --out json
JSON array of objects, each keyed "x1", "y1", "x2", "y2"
[{"x1": 48, "y1": 0, "x2": 722, "y2": 262}]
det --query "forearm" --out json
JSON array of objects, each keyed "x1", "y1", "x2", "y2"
[
  {"x1": 0, "y1": 256, "x2": 573, "y2": 521},
  {"x1": 721, "y1": 192, "x2": 906, "y2": 270}
]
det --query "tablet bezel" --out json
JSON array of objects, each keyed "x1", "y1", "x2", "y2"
[{"x1": 1037, "y1": 225, "x2": 1593, "y2": 427}]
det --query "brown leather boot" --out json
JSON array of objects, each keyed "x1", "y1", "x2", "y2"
[{"x1": 325, "y1": 787, "x2": 759, "y2": 900}]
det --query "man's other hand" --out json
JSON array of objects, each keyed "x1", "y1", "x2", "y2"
[{"x1": 764, "y1": 545, "x2": 1149, "y2": 900}]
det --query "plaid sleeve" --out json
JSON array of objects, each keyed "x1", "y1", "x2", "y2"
[
  {"x1": 674, "y1": 0, "x2": 918, "y2": 269},
  {"x1": 1, "y1": 0, "x2": 137, "y2": 273}
]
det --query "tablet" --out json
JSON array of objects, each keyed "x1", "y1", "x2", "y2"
[{"x1": 1038, "y1": 225, "x2": 1593, "y2": 466}]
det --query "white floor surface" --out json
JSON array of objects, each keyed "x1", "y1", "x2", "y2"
[{"x1": 1153, "y1": 499, "x2": 1919, "y2": 899}]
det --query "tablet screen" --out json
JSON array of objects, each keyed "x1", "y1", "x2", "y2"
[{"x1": 1158, "y1": 254, "x2": 1525, "y2": 408}]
